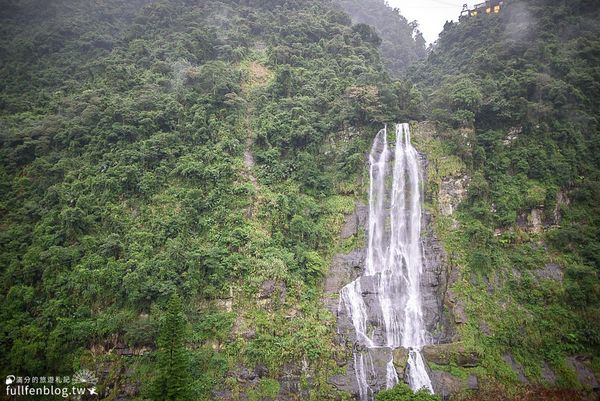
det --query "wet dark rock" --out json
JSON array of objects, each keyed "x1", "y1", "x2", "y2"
[
  {"x1": 325, "y1": 202, "x2": 370, "y2": 345},
  {"x1": 328, "y1": 346, "x2": 397, "y2": 397},
  {"x1": 334, "y1": 352, "x2": 348, "y2": 368},
  {"x1": 259, "y1": 280, "x2": 276, "y2": 299},
  {"x1": 336, "y1": 305, "x2": 359, "y2": 344},
  {"x1": 392, "y1": 347, "x2": 409, "y2": 379},
  {"x1": 365, "y1": 347, "x2": 395, "y2": 392}
]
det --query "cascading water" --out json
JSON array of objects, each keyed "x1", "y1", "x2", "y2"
[{"x1": 339, "y1": 123, "x2": 433, "y2": 400}]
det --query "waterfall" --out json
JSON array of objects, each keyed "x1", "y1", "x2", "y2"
[{"x1": 339, "y1": 123, "x2": 433, "y2": 400}]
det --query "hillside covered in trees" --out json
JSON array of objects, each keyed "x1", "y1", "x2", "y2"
[
  {"x1": 0, "y1": 0, "x2": 599, "y2": 400},
  {"x1": 407, "y1": 0, "x2": 600, "y2": 397},
  {"x1": 0, "y1": 0, "x2": 417, "y2": 399},
  {"x1": 336, "y1": 0, "x2": 427, "y2": 77}
]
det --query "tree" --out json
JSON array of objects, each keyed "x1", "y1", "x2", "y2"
[
  {"x1": 151, "y1": 293, "x2": 191, "y2": 401},
  {"x1": 375, "y1": 383, "x2": 440, "y2": 401}
]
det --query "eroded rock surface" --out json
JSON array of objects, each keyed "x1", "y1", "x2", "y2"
[
  {"x1": 541, "y1": 362, "x2": 557, "y2": 385},
  {"x1": 439, "y1": 176, "x2": 469, "y2": 217},
  {"x1": 392, "y1": 347, "x2": 409, "y2": 379},
  {"x1": 329, "y1": 346, "x2": 396, "y2": 397},
  {"x1": 340, "y1": 202, "x2": 368, "y2": 239},
  {"x1": 323, "y1": 251, "x2": 365, "y2": 313},
  {"x1": 534, "y1": 263, "x2": 563, "y2": 282},
  {"x1": 568, "y1": 355, "x2": 599, "y2": 391},
  {"x1": 422, "y1": 342, "x2": 480, "y2": 367},
  {"x1": 430, "y1": 370, "x2": 478, "y2": 399},
  {"x1": 327, "y1": 146, "x2": 457, "y2": 397},
  {"x1": 421, "y1": 210, "x2": 457, "y2": 343},
  {"x1": 503, "y1": 352, "x2": 529, "y2": 383}
]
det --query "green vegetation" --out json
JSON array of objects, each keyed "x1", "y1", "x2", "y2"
[
  {"x1": 375, "y1": 383, "x2": 440, "y2": 401},
  {"x1": 409, "y1": 0, "x2": 600, "y2": 394},
  {"x1": 0, "y1": 0, "x2": 417, "y2": 399},
  {"x1": 428, "y1": 362, "x2": 469, "y2": 380},
  {"x1": 151, "y1": 293, "x2": 191, "y2": 401},
  {"x1": 0, "y1": 0, "x2": 598, "y2": 399}
]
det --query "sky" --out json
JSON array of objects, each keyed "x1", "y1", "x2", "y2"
[{"x1": 386, "y1": 0, "x2": 477, "y2": 44}]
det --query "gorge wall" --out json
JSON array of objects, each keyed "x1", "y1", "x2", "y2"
[{"x1": 324, "y1": 122, "x2": 470, "y2": 399}]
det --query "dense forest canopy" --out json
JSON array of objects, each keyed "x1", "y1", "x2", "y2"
[
  {"x1": 0, "y1": 0, "x2": 418, "y2": 398},
  {"x1": 0, "y1": 0, "x2": 599, "y2": 399},
  {"x1": 408, "y1": 0, "x2": 600, "y2": 392},
  {"x1": 336, "y1": 0, "x2": 428, "y2": 77}
]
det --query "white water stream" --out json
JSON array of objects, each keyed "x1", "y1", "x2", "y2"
[{"x1": 339, "y1": 123, "x2": 433, "y2": 400}]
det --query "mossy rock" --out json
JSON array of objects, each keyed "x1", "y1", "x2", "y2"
[
  {"x1": 392, "y1": 347, "x2": 409, "y2": 378},
  {"x1": 422, "y1": 342, "x2": 480, "y2": 367}
]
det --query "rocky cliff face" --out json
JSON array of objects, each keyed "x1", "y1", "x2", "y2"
[
  {"x1": 420, "y1": 209, "x2": 457, "y2": 344},
  {"x1": 325, "y1": 140, "x2": 459, "y2": 397},
  {"x1": 323, "y1": 202, "x2": 368, "y2": 316}
]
